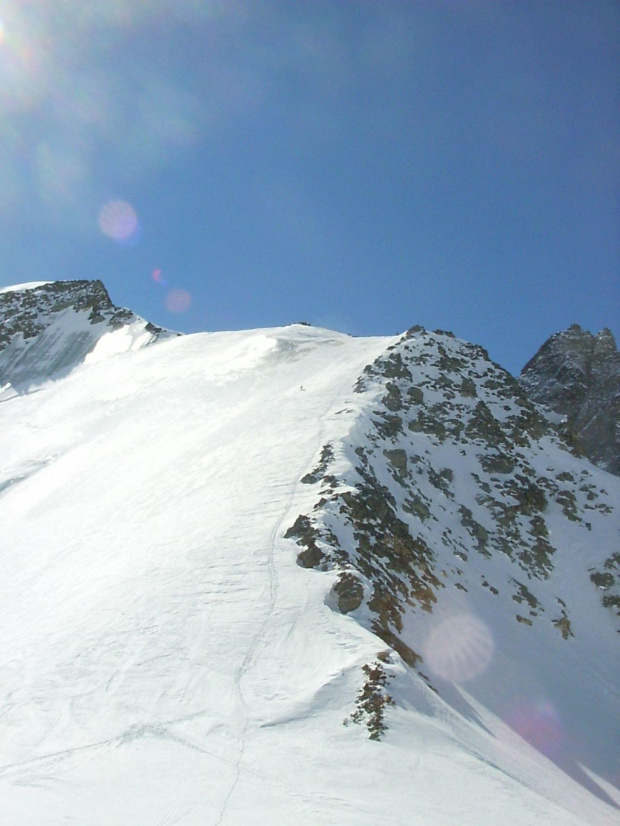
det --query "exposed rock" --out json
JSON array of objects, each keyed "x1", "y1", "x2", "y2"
[
  {"x1": 285, "y1": 515, "x2": 326, "y2": 569},
  {"x1": 383, "y1": 448, "x2": 408, "y2": 477},
  {"x1": 479, "y1": 451, "x2": 515, "y2": 475},
  {"x1": 511, "y1": 580, "x2": 542, "y2": 614},
  {"x1": 301, "y1": 443, "x2": 334, "y2": 484},
  {"x1": 346, "y1": 661, "x2": 395, "y2": 740},
  {"x1": 553, "y1": 614, "x2": 574, "y2": 639},
  {"x1": 520, "y1": 324, "x2": 620, "y2": 475},
  {"x1": 333, "y1": 572, "x2": 364, "y2": 614}
]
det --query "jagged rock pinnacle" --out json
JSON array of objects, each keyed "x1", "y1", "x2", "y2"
[{"x1": 520, "y1": 325, "x2": 620, "y2": 476}]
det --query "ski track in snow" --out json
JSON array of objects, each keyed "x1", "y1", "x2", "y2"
[{"x1": 213, "y1": 348, "x2": 366, "y2": 826}]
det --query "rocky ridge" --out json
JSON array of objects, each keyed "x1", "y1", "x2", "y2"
[
  {"x1": 286, "y1": 325, "x2": 619, "y2": 737},
  {"x1": 0, "y1": 280, "x2": 175, "y2": 389},
  {"x1": 520, "y1": 324, "x2": 620, "y2": 476}
]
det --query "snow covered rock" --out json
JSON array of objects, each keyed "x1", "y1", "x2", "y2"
[
  {"x1": 520, "y1": 324, "x2": 620, "y2": 476},
  {"x1": 286, "y1": 326, "x2": 619, "y2": 750}
]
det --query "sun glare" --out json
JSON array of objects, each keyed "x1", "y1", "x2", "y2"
[
  {"x1": 423, "y1": 613, "x2": 494, "y2": 684},
  {"x1": 0, "y1": 1, "x2": 236, "y2": 221},
  {"x1": 165, "y1": 288, "x2": 192, "y2": 314}
]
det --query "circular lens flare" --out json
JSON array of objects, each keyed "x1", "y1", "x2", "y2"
[
  {"x1": 98, "y1": 200, "x2": 139, "y2": 242},
  {"x1": 504, "y1": 698, "x2": 565, "y2": 758},
  {"x1": 424, "y1": 613, "x2": 494, "y2": 683},
  {"x1": 165, "y1": 288, "x2": 191, "y2": 314}
]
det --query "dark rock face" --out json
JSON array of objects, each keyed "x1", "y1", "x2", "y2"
[
  {"x1": 520, "y1": 325, "x2": 620, "y2": 476},
  {"x1": 333, "y1": 572, "x2": 364, "y2": 614},
  {"x1": 0, "y1": 280, "x2": 175, "y2": 387},
  {"x1": 346, "y1": 660, "x2": 395, "y2": 740}
]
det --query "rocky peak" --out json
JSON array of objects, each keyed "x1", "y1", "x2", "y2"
[
  {"x1": 594, "y1": 327, "x2": 617, "y2": 355},
  {"x1": 519, "y1": 325, "x2": 620, "y2": 476},
  {"x1": 0, "y1": 279, "x2": 176, "y2": 388}
]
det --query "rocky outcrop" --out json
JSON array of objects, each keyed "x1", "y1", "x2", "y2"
[
  {"x1": 520, "y1": 325, "x2": 620, "y2": 476},
  {"x1": 285, "y1": 325, "x2": 618, "y2": 726},
  {"x1": 0, "y1": 280, "x2": 175, "y2": 387}
]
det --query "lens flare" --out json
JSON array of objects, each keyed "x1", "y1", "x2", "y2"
[
  {"x1": 504, "y1": 698, "x2": 565, "y2": 758},
  {"x1": 98, "y1": 200, "x2": 139, "y2": 242},
  {"x1": 165, "y1": 288, "x2": 191, "y2": 314},
  {"x1": 423, "y1": 613, "x2": 494, "y2": 683},
  {"x1": 0, "y1": 1, "x2": 250, "y2": 230}
]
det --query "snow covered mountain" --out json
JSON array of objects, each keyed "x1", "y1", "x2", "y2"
[
  {"x1": 0, "y1": 279, "x2": 175, "y2": 391},
  {"x1": 520, "y1": 324, "x2": 620, "y2": 476},
  {"x1": 1, "y1": 282, "x2": 618, "y2": 825}
]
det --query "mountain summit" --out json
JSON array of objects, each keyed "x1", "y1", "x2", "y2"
[
  {"x1": 0, "y1": 279, "x2": 174, "y2": 390},
  {"x1": 520, "y1": 324, "x2": 620, "y2": 476},
  {"x1": 1, "y1": 282, "x2": 618, "y2": 825}
]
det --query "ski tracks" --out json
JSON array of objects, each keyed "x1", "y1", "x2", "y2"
[
  {"x1": 212, "y1": 368, "x2": 352, "y2": 826},
  {"x1": 156, "y1": 740, "x2": 189, "y2": 826}
]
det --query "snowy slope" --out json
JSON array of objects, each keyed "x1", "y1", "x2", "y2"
[{"x1": 0, "y1": 289, "x2": 618, "y2": 825}]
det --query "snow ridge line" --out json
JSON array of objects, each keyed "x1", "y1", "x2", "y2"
[
  {"x1": 213, "y1": 355, "x2": 365, "y2": 826},
  {"x1": 0, "y1": 734, "x2": 119, "y2": 777},
  {"x1": 0, "y1": 720, "x2": 237, "y2": 787}
]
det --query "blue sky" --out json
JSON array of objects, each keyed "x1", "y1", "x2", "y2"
[{"x1": 1, "y1": 1, "x2": 618, "y2": 374}]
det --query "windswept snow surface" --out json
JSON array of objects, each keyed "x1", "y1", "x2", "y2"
[
  {"x1": 0, "y1": 282, "x2": 52, "y2": 293},
  {"x1": 0, "y1": 325, "x2": 617, "y2": 825}
]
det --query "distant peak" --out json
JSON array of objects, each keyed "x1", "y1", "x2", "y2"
[
  {"x1": 0, "y1": 278, "x2": 176, "y2": 387},
  {"x1": 519, "y1": 323, "x2": 620, "y2": 475},
  {"x1": 595, "y1": 327, "x2": 617, "y2": 348}
]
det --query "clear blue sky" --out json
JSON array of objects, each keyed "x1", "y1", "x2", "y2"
[{"x1": 1, "y1": 1, "x2": 618, "y2": 374}]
